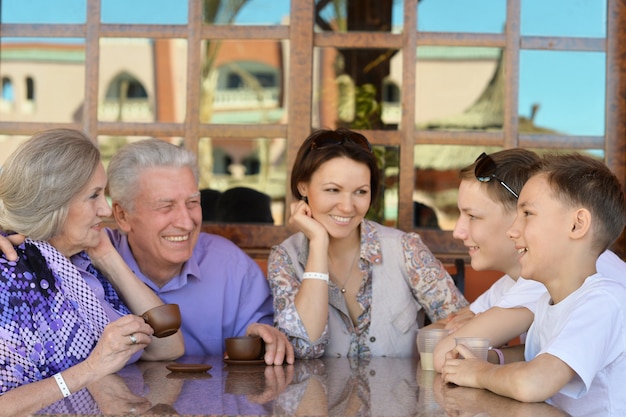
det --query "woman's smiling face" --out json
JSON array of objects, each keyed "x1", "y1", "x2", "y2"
[
  {"x1": 298, "y1": 156, "x2": 371, "y2": 241},
  {"x1": 48, "y1": 162, "x2": 111, "y2": 257}
]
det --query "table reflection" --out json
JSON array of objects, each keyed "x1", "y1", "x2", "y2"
[{"x1": 36, "y1": 356, "x2": 569, "y2": 416}]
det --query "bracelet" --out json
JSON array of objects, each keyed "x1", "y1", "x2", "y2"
[
  {"x1": 54, "y1": 372, "x2": 71, "y2": 398},
  {"x1": 490, "y1": 347, "x2": 505, "y2": 365},
  {"x1": 302, "y1": 272, "x2": 329, "y2": 282}
]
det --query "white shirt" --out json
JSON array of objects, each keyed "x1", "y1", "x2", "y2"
[
  {"x1": 525, "y1": 273, "x2": 626, "y2": 417},
  {"x1": 470, "y1": 275, "x2": 546, "y2": 314}
]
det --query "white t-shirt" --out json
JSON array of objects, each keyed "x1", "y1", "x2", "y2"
[
  {"x1": 470, "y1": 275, "x2": 546, "y2": 315},
  {"x1": 469, "y1": 250, "x2": 623, "y2": 316},
  {"x1": 525, "y1": 273, "x2": 626, "y2": 417}
]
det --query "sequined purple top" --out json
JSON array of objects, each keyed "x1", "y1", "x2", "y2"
[{"x1": 0, "y1": 239, "x2": 131, "y2": 394}]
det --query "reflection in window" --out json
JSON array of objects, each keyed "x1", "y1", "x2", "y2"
[
  {"x1": 382, "y1": 79, "x2": 400, "y2": 126},
  {"x1": 316, "y1": 0, "x2": 402, "y2": 33},
  {"x1": 413, "y1": 144, "x2": 502, "y2": 231},
  {"x1": 371, "y1": 146, "x2": 399, "y2": 228},
  {"x1": 206, "y1": 40, "x2": 286, "y2": 124},
  {"x1": 1, "y1": 77, "x2": 14, "y2": 102},
  {"x1": 102, "y1": 72, "x2": 151, "y2": 122},
  {"x1": 210, "y1": 0, "x2": 290, "y2": 25},
  {"x1": 416, "y1": 47, "x2": 503, "y2": 132},
  {"x1": 519, "y1": 50, "x2": 605, "y2": 136},
  {"x1": 314, "y1": 47, "x2": 399, "y2": 131},
  {"x1": 1, "y1": 77, "x2": 14, "y2": 113},
  {"x1": 106, "y1": 73, "x2": 148, "y2": 99},
  {"x1": 25, "y1": 76, "x2": 35, "y2": 101},
  {"x1": 198, "y1": 136, "x2": 287, "y2": 225}
]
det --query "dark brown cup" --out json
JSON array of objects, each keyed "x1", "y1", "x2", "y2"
[
  {"x1": 224, "y1": 336, "x2": 264, "y2": 361},
  {"x1": 142, "y1": 304, "x2": 181, "y2": 338}
]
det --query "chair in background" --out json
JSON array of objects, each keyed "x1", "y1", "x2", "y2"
[
  {"x1": 450, "y1": 258, "x2": 465, "y2": 294},
  {"x1": 215, "y1": 187, "x2": 274, "y2": 224},
  {"x1": 200, "y1": 188, "x2": 221, "y2": 222}
]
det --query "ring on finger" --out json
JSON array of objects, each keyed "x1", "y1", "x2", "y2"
[{"x1": 129, "y1": 333, "x2": 138, "y2": 345}]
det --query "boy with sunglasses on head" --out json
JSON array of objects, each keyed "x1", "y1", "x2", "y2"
[
  {"x1": 430, "y1": 149, "x2": 626, "y2": 373},
  {"x1": 442, "y1": 153, "x2": 626, "y2": 416}
]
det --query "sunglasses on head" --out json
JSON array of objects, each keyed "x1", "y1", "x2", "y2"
[
  {"x1": 474, "y1": 152, "x2": 519, "y2": 199},
  {"x1": 309, "y1": 132, "x2": 373, "y2": 153}
]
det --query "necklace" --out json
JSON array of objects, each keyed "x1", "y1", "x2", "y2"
[{"x1": 330, "y1": 249, "x2": 360, "y2": 293}]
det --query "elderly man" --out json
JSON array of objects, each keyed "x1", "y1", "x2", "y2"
[{"x1": 1, "y1": 139, "x2": 293, "y2": 366}]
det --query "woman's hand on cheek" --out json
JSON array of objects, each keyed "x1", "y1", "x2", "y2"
[
  {"x1": 289, "y1": 200, "x2": 328, "y2": 242},
  {"x1": 86, "y1": 229, "x2": 117, "y2": 267}
]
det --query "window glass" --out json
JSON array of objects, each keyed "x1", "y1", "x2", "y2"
[
  {"x1": 101, "y1": 0, "x2": 187, "y2": 24},
  {"x1": 2, "y1": 0, "x2": 86, "y2": 24},
  {"x1": 519, "y1": 50, "x2": 605, "y2": 136},
  {"x1": 200, "y1": 39, "x2": 286, "y2": 125},
  {"x1": 413, "y1": 145, "x2": 607, "y2": 231},
  {"x1": 198, "y1": 136, "x2": 287, "y2": 225},
  {"x1": 0, "y1": 135, "x2": 30, "y2": 168},
  {"x1": 0, "y1": 39, "x2": 85, "y2": 122},
  {"x1": 416, "y1": 46, "x2": 503, "y2": 132},
  {"x1": 414, "y1": 144, "x2": 502, "y2": 231},
  {"x1": 99, "y1": 38, "x2": 187, "y2": 123},
  {"x1": 1, "y1": 77, "x2": 15, "y2": 104},
  {"x1": 417, "y1": 0, "x2": 505, "y2": 33},
  {"x1": 313, "y1": 47, "x2": 400, "y2": 130},
  {"x1": 521, "y1": 0, "x2": 606, "y2": 38},
  {"x1": 371, "y1": 146, "x2": 399, "y2": 228},
  {"x1": 316, "y1": 0, "x2": 403, "y2": 33},
  {"x1": 205, "y1": 0, "x2": 289, "y2": 25}
]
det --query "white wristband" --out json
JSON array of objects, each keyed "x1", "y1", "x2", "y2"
[
  {"x1": 54, "y1": 372, "x2": 71, "y2": 398},
  {"x1": 490, "y1": 347, "x2": 505, "y2": 365},
  {"x1": 302, "y1": 272, "x2": 329, "y2": 282}
]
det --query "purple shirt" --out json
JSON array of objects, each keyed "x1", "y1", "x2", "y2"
[
  {"x1": 107, "y1": 229, "x2": 273, "y2": 356},
  {"x1": 0, "y1": 240, "x2": 133, "y2": 393}
]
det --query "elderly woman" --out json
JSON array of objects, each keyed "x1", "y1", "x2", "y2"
[{"x1": 0, "y1": 129, "x2": 184, "y2": 415}]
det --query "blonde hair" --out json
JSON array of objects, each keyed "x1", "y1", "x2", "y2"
[{"x1": 0, "y1": 128, "x2": 100, "y2": 240}]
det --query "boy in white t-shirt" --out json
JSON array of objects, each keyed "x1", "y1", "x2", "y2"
[
  {"x1": 442, "y1": 153, "x2": 626, "y2": 416},
  {"x1": 430, "y1": 149, "x2": 625, "y2": 372},
  {"x1": 430, "y1": 149, "x2": 544, "y2": 371}
]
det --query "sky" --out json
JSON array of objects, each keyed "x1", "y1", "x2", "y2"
[{"x1": 1, "y1": 0, "x2": 608, "y2": 137}]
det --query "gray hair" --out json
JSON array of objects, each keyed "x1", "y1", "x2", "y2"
[
  {"x1": 0, "y1": 128, "x2": 100, "y2": 240},
  {"x1": 107, "y1": 139, "x2": 199, "y2": 211}
]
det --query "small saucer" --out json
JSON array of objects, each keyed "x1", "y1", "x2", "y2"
[
  {"x1": 223, "y1": 358, "x2": 266, "y2": 366},
  {"x1": 166, "y1": 363, "x2": 212, "y2": 373}
]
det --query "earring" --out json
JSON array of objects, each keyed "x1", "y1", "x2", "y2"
[{"x1": 303, "y1": 196, "x2": 308, "y2": 204}]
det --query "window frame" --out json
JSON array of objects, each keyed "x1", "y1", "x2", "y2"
[{"x1": 1, "y1": 0, "x2": 624, "y2": 258}]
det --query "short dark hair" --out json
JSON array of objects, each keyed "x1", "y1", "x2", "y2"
[
  {"x1": 535, "y1": 153, "x2": 626, "y2": 254},
  {"x1": 459, "y1": 148, "x2": 541, "y2": 212},
  {"x1": 290, "y1": 128, "x2": 381, "y2": 206}
]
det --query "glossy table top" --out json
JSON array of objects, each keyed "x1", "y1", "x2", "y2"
[{"x1": 37, "y1": 356, "x2": 570, "y2": 416}]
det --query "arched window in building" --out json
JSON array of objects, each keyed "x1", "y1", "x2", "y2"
[
  {"x1": 105, "y1": 72, "x2": 148, "y2": 99},
  {"x1": 2, "y1": 77, "x2": 14, "y2": 102},
  {"x1": 103, "y1": 72, "x2": 150, "y2": 121},
  {"x1": 25, "y1": 77, "x2": 35, "y2": 102},
  {"x1": 381, "y1": 80, "x2": 400, "y2": 126},
  {"x1": 383, "y1": 80, "x2": 400, "y2": 103},
  {"x1": 218, "y1": 62, "x2": 279, "y2": 90}
]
